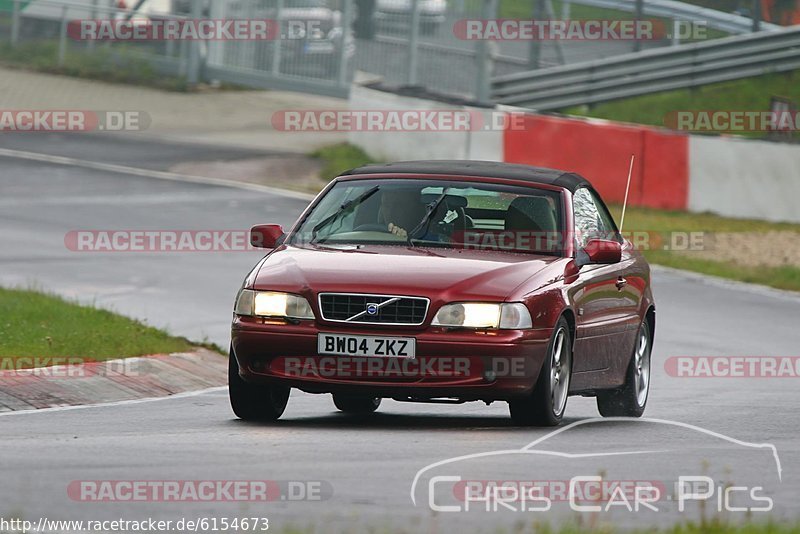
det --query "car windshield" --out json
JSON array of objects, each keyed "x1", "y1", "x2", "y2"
[{"x1": 289, "y1": 178, "x2": 565, "y2": 255}]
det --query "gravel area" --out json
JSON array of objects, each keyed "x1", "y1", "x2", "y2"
[{"x1": 680, "y1": 231, "x2": 800, "y2": 269}]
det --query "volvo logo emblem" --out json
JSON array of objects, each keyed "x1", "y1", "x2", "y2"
[{"x1": 366, "y1": 303, "x2": 379, "y2": 316}]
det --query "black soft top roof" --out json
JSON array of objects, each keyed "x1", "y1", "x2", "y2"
[{"x1": 340, "y1": 160, "x2": 591, "y2": 192}]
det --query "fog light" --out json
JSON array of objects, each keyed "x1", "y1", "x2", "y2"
[{"x1": 251, "y1": 359, "x2": 266, "y2": 372}]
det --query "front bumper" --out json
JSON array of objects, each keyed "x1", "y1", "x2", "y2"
[{"x1": 231, "y1": 317, "x2": 551, "y2": 401}]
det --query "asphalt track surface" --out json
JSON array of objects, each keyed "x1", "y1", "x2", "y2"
[{"x1": 1, "y1": 134, "x2": 798, "y2": 532}]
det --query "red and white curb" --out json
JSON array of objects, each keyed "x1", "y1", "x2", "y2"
[{"x1": 0, "y1": 349, "x2": 226, "y2": 412}]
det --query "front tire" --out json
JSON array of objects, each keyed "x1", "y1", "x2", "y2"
[
  {"x1": 509, "y1": 317, "x2": 572, "y2": 426},
  {"x1": 333, "y1": 395, "x2": 381, "y2": 414},
  {"x1": 597, "y1": 320, "x2": 652, "y2": 417},
  {"x1": 228, "y1": 348, "x2": 290, "y2": 421}
]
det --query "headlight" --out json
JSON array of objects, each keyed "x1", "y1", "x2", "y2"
[
  {"x1": 432, "y1": 302, "x2": 532, "y2": 329},
  {"x1": 234, "y1": 289, "x2": 315, "y2": 320}
]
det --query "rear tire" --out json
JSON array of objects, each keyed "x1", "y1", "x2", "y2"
[
  {"x1": 597, "y1": 320, "x2": 652, "y2": 417},
  {"x1": 509, "y1": 317, "x2": 572, "y2": 426},
  {"x1": 333, "y1": 395, "x2": 381, "y2": 414},
  {"x1": 228, "y1": 348, "x2": 290, "y2": 421}
]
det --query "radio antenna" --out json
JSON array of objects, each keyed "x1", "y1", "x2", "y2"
[{"x1": 618, "y1": 154, "x2": 635, "y2": 234}]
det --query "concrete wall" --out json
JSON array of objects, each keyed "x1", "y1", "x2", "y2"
[
  {"x1": 689, "y1": 135, "x2": 800, "y2": 223},
  {"x1": 347, "y1": 85, "x2": 503, "y2": 162}
]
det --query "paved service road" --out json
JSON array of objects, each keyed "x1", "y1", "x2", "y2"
[{"x1": 1, "y1": 135, "x2": 798, "y2": 532}]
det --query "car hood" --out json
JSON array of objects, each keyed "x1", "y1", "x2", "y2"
[{"x1": 252, "y1": 245, "x2": 562, "y2": 301}]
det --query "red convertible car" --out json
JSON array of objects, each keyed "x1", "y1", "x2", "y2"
[{"x1": 230, "y1": 161, "x2": 655, "y2": 426}]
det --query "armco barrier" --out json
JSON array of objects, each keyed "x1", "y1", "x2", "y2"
[
  {"x1": 492, "y1": 27, "x2": 800, "y2": 111},
  {"x1": 503, "y1": 114, "x2": 689, "y2": 210}
]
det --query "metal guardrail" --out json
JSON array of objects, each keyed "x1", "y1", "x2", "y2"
[
  {"x1": 569, "y1": 0, "x2": 781, "y2": 34},
  {"x1": 491, "y1": 26, "x2": 800, "y2": 111}
]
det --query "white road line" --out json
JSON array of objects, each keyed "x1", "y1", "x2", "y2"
[
  {"x1": 0, "y1": 386, "x2": 227, "y2": 418},
  {"x1": 0, "y1": 147, "x2": 315, "y2": 201}
]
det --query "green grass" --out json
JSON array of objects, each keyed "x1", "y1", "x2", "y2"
[
  {"x1": 619, "y1": 204, "x2": 800, "y2": 234},
  {"x1": 562, "y1": 70, "x2": 800, "y2": 140},
  {"x1": 311, "y1": 143, "x2": 380, "y2": 181},
  {"x1": 642, "y1": 250, "x2": 800, "y2": 290},
  {"x1": 0, "y1": 288, "x2": 196, "y2": 368},
  {"x1": 0, "y1": 41, "x2": 189, "y2": 91},
  {"x1": 619, "y1": 204, "x2": 800, "y2": 291}
]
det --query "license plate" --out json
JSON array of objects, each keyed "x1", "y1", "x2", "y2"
[{"x1": 317, "y1": 333, "x2": 416, "y2": 359}]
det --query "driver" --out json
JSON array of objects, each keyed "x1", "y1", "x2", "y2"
[{"x1": 380, "y1": 190, "x2": 426, "y2": 239}]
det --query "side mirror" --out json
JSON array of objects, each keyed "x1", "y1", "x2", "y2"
[
  {"x1": 250, "y1": 224, "x2": 285, "y2": 249},
  {"x1": 577, "y1": 239, "x2": 622, "y2": 267}
]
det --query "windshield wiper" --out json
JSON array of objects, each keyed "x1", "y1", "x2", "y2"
[
  {"x1": 310, "y1": 186, "x2": 380, "y2": 244},
  {"x1": 407, "y1": 190, "x2": 449, "y2": 247}
]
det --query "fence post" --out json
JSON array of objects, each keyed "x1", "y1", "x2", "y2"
[
  {"x1": 337, "y1": 0, "x2": 353, "y2": 87},
  {"x1": 672, "y1": 19, "x2": 680, "y2": 46},
  {"x1": 751, "y1": 0, "x2": 761, "y2": 31},
  {"x1": 87, "y1": 0, "x2": 99, "y2": 51},
  {"x1": 475, "y1": 0, "x2": 498, "y2": 103},
  {"x1": 528, "y1": 0, "x2": 544, "y2": 69},
  {"x1": 58, "y1": 5, "x2": 69, "y2": 67},
  {"x1": 11, "y1": 0, "x2": 20, "y2": 47},
  {"x1": 187, "y1": 0, "x2": 203, "y2": 85},
  {"x1": 561, "y1": 0, "x2": 571, "y2": 19},
  {"x1": 178, "y1": 38, "x2": 187, "y2": 76},
  {"x1": 271, "y1": 0, "x2": 284, "y2": 75},
  {"x1": 407, "y1": 0, "x2": 421, "y2": 85},
  {"x1": 206, "y1": 0, "x2": 225, "y2": 67},
  {"x1": 633, "y1": 0, "x2": 644, "y2": 52}
]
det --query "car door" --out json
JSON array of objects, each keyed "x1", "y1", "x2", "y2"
[{"x1": 569, "y1": 188, "x2": 641, "y2": 382}]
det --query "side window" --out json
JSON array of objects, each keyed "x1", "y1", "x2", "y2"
[
  {"x1": 573, "y1": 188, "x2": 610, "y2": 248},
  {"x1": 589, "y1": 190, "x2": 621, "y2": 243}
]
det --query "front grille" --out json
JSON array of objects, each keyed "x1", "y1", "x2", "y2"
[{"x1": 319, "y1": 293, "x2": 429, "y2": 325}]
